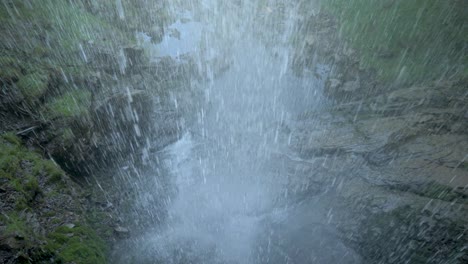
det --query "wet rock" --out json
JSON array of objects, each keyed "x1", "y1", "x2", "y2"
[
  {"x1": 63, "y1": 223, "x2": 75, "y2": 229},
  {"x1": 351, "y1": 202, "x2": 468, "y2": 263},
  {"x1": 341, "y1": 80, "x2": 360, "y2": 92},
  {"x1": 325, "y1": 78, "x2": 342, "y2": 94},
  {"x1": 123, "y1": 46, "x2": 146, "y2": 72},
  {"x1": 148, "y1": 25, "x2": 165, "y2": 43},
  {"x1": 82, "y1": 45, "x2": 120, "y2": 73},
  {"x1": 114, "y1": 226, "x2": 130, "y2": 239}
]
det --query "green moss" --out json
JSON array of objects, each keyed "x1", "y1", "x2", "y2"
[
  {"x1": 44, "y1": 162, "x2": 64, "y2": 183},
  {"x1": 2, "y1": 213, "x2": 33, "y2": 237},
  {"x1": 16, "y1": 71, "x2": 49, "y2": 101},
  {"x1": 0, "y1": 135, "x2": 108, "y2": 263},
  {"x1": 51, "y1": 218, "x2": 62, "y2": 224},
  {"x1": 0, "y1": 169, "x2": 9, "y2": 179},
  {"x1": 0, "y1": 66, "x2": 22, "y2": 82},
  {"x1": 0, "y1": 133, "x2": 64, "y2": 181},
  {"x1": 46, "y1": 225, "x2": 107, "y2": 264},
  {"x1": 0, "y1": 56, "x2": 22, "y2": 81},
  {"x1": 9, "y1": 178, "x2": 22, "y2": 192},
  {"x1": 0, "y1": 137, "x2": 22, "y2": 175},
  {"x1": 0, "y1": 133, "x2": 67, "y2": 208},
  {"x1": 1, "y1": 214, "x2": 107, "y2": 263},
  {"x1": 0, "y1": 212, "x2": 47, "y2": 259},
  {"x1": 32, "y1": 45, "x2": 48, "y2": 58},
  {"x1": 54, "y1": 128, "x2": 77, "y2": 148},
  {"x1": 28, "y1": 152, "x2": 65, "y2": 185},
  {"x1": 42, "y1": 211, "x2": 57, "y2": 218},
  {"x1": 24, "y1": 175, "x2": 40, "y2": 195},
  {"x1": 2, "y1": 132, "x2": 21, "y2": 146},
  {"x1": 85, "y1": 208, "x2": 115, "y2": 242},
  {"x1": 8, "y1": 174, "x2": 40, "y2": 205},
  {"x1": 42, "y1": 90, "x2": 91, "y2": 120},
  {"x1": 14, "y1": 197, "x2": 30, "y2": 211},
  {"x1": 319, "y1": 0, "x2": 467, "y2": 83}
]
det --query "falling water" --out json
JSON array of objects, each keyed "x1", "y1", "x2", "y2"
[
  {"x1": 1, "y1": 0, "x2": 466, "y2": 263},
  {"x1": 111, "y1": 0, "x2": 361, "y2": 263}
]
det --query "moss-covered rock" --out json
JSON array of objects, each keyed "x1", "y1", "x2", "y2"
[
  {"x1": 1, "y1": 214, "x2": 107, "y2": 263},
  {"x1": 45, "y1": 225, "x2": 107, "y2": 264},
  {"x1": 16, "y1": 71, "x2": 50, "y2": 102},
  {"x1": 0, "y1": 212, "x2": 45, "y2": 260},
  {"x1": 0, "y1": 0, "x2": 178, "y2": 262},
  {"x1": 0, "y1": 56, "x2": 23, "y2": 82},
  {"x1": 318, "y1": 0, "x2": 467, "y2": 83},
  {"x1": 2, "y1": 132, "x2": 22, "y2": 146},
  {"x1": 42, "y1": 90, "x2": 92, "y2": 121},
  {"x1": 1, "y1": 0, "x2": 132, "y2": 59},
  {"x1": 0, "y1": 133, "x2": 63, "y2": 208},
  {"x1": 0, "y1": 133, "x2": 110, "y2": 263}
]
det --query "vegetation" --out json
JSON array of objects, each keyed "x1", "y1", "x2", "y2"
[
  {"x1": 1, "y1": 213, "x2": 107, "y2": 264},
  {"x1": 2, "y1": 132, "x2": 22, "y2": 145},
  {"x1": 0, "y1": 134, "x2": 64, "y2": 206},
  {"x1": 16, "y1": 71, "x2": 50, "y2": 102},
  {"x1": 42, "y1": 90, "x2": 92, "y2": 120},
  {"x1": 0, "y1": 1, "x2": 169, "y2": 263},
  {"x1": 0, "y1": 133, "x2": 108, "y2": 263},
  {"x1": 0, "y1": 56, "x2": 22, "y2": 82},
  {"x1": 0, "y1": 0, "x2": 131, "y2": 58},
  {"x1": 319, "y1": 0, "x2": 467, "y2": 83},
  {"x1": 86, "y1": 209, "x2": 115, "y2": 239},
  {"x1": 45, "y1": 225, "x2": 107, "y2": 264},
  {"x1": 2, "y1": 213, "x2": 32, "y2": 237}
]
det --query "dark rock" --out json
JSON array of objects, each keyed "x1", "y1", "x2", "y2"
[
  {"x1": 0, "y1": 233, "x2": 26, "y2": 250},
  {"x1": 123, "y1": 47, "x2": 146, "y2": 73}
]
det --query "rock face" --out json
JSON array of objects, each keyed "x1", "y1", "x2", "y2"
[
  {"x1": 285, "y1": 89, "x2": 468, "y2": 261},
  {"x1": 0, "y1": 1, "x2": 198, "y2": 263},
  {"x1": 0, "y1": 0, "x2": 199, "y2": 176},
  {"x1": 287, "y1": 2, "x2": 468, "y2": 263}
]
